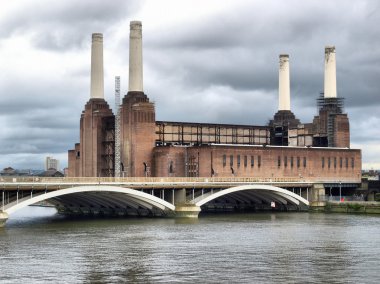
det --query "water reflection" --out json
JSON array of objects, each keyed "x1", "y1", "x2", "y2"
[{"x1": 1, "y1": 207, "x2": 380, "y2": 283}]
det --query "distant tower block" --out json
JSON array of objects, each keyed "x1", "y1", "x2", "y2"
[
  {"x1": 128, "y1": 21, "x2": 143, "y2": 92},
  {"x1": 279, "y1": 54, "x2": 290, "y2": 111},
  {"x1": 324, "y1": 46, "x2": 337, "y2": 98},
  {"x1": 90, "y1": 33, "x2": 104, "y2": 99}
]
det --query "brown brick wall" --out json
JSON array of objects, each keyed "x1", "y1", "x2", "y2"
[
  {"x1": 120, "y1": 92, "x2": 156, "y2": 177},
  {"x1": 67, "y1": 150, "x2": 76, "y2": 177},
  {"x1": 74, "y1": 143, "x2": 81, "y2": 177},
  {"x1": 78, "y1": 99, "x2": 113, "y2": 177},
  {"x1": 334, "y1": 114, "x2": 350, "y2": 147},
  {"x1": 153, "y1": 147, "x2": 186, "y2": 177},
  {"x1": 153, "y1": 145, "x2": 362, "y2": 182}
]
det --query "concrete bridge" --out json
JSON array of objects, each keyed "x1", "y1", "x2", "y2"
[{"x1": 0, "y1": 177, "x2": 360, "y2": 226}]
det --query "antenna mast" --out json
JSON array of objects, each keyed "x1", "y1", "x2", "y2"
[{"x1": 114, "y1": 76, "x2": 121, "y2": 177}]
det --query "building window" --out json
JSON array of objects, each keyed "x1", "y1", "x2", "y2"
[
  {"x1": 237, "y1": 155, "x2": 241, "y2": 168},
  {"x1": 322, "y1": 157, "x2": 325, "y2": 168},
  {"x1": 297, "y1": 157, "x2": 300, "y2": 168},
  {"x1": 278, "y1": 156, "x2": 281, "y2": 168},
  {"x1": 222, "y1": 155, "x2": 226, "y2": 167},
  {"x1": 251, "y1": 156, "x2": 254, "y2": 167},
  {"x1": 244, "y1": 155, "x2": 247, "y2": 168},
  {"x1": 258, "y1": 156, "x2": 261, "y2": 168},
  {"x1": 284, "y1": 156, "x2": 287, "y2": 167},
  {"x1": 303, "y1": 157, "x2": 307, "y2": 168},
  {"x1": 290, "y1": 157, "x2": 294, "y2": 168},
  {"x1": 346, "y1": 157, "x2": 349, "y2": 168},
  {"x1": 340, "y1": 157, "x2": 343, "y2": 168},
  {"x1": 351, "y1": 157, "x2": 354, "y2": 168},
  {"x1": 230, "y1": 155, "x2": 233, "y2": 167},
  {"x1": 328, "y1": 157, "x2": 331, "y2": 168},
  {"x1": 334, "y1": 157, "x2": 337, "y2": 169}
]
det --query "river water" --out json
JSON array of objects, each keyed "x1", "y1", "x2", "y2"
[{"x1": 0, "y1": 207, "x2": 379, "y2": 283}]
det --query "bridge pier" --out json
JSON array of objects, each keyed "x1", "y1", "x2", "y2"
[
  {"x1": 0, "y1": 211, "x2": 8, "y2": 227},
  {"x1": 174, "y1": 204, "x2": 201, "y2": 218},
  {"x1": 310, "y1": 184, "x2": 326, "y2": 211}
]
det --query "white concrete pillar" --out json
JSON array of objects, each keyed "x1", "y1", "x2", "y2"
[
  {"x1": 128, "y1": 21, "x2": 143, "y2": 92},
  {"x1": 90, "y1": 33, "x2": 104, "y2": 99},
  {"x1": 324, "y1": 46, "x2": 337, "y2": 98},
  {"x1": 278, "y1": 54, "x2": 290, "y2": 111},
  {"x1": 0, "y1": 211, "x2": 8, "y2": 227}
]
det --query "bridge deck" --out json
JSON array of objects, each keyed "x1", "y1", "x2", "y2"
[{"x1": 0, "y1": 177, "x2": 360, "y2": 191}]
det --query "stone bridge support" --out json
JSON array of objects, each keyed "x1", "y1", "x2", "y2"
[
  {"x1": 310, "y1": 183, "x2": 326, "y2": 210},
  {"x1": 0, "y1": 211, "x2": 8, "y2": 228}
]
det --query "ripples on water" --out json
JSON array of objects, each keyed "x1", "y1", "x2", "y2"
[{"x1": 1, "y1": 207, "x2": 380, "y2": 283}]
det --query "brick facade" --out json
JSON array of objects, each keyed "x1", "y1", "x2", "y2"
[
  {"x1": 153, "y1": 145, "x2": 361, "y2": 182},
  {"x1": 120, "y1": 91, "x2": 156, "y2": 177}
]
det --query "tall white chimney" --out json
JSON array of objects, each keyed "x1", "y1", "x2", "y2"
[
  {"x1": 324, "y1": 46, "x2": 337, "y2": 98},
  {"x1": 128, "y1": 21, "x2": 143, "y2": 92},
  {"x1": 90, "y1": 33, "x2": 104, "y2": 99},
  {"x1": 278, "y1": 54, "x2": 290, "y2": 111}
]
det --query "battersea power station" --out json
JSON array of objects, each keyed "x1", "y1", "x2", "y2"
[{"x1": 68, "y1": 21, "x2": 361, "y2": 182}]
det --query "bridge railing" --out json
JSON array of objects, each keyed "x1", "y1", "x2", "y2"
[
  {"x1": 0, "y1": 176, "x2": 303, "y2": 183},
  {"x1": 0, "y1": 176, "x2": 360, "y2": 184}
]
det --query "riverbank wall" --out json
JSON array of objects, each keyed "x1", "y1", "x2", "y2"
[{"x1": 310, "y1": 201, "x2": 380, "y2": 214}]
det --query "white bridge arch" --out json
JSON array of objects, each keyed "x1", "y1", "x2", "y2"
[
  {"x1": 4, "y1": 186, "x2": 175, "y2": 216},
  {"x1": 194, "y1": 184, "x2": 309, "y2": 207}
]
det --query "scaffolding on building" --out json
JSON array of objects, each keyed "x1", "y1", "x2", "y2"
[
  {"x1": 317, "y1": 93, "x2": 345, "y2": 147},
  {"x1": 317, "y1": 93, "x2": 344, "y2": 114}
]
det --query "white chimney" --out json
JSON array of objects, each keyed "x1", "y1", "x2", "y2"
[
  {"x1": 90, "y1": 33, "x2": 104, "y2": 99},
  {"x1": 278, "y1": 54, "x2": 290, "y2": 111},
  {"x1": 128, "y1": 21, "x2": 143, "y2": 92},
  {"x1": 324, "y1": 46, "x2": 337, "y2": 98}
]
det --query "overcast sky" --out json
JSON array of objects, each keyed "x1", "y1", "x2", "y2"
[{"x1": 0, "y1": 0, "x2": 379, "y2": 170}]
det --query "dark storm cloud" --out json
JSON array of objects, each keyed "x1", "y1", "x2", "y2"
[
  {"x1": 0, "y1": 0, "x2": 379, "y2": 169},
  {"x1": 144, "y1": 0, "x2": 380, "y2": 112},
  {"x1": 0, "y1": 0, "x2": 143, "y2": 168}
]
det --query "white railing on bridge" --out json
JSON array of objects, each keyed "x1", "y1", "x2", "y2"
[
  {"x1": 0, "y1": 176, "x2": 361, "y2": 184},
  {"x1": 2, "y1": 176, "x2": 307, "y2": 184}
]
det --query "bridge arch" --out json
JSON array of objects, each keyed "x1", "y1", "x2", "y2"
[
  {"x1": 194, "y1": 184, "x2": 309, "y2": 208},
  {"x1": 4, "y1": 186, "x2": 175, "y2": 216}
]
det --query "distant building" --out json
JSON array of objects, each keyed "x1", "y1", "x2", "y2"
[
  {"x1": 0, "y1": 167, "x2": 32, "y2": 177},
  {"x1": 45, "y1": 157, "x2": 59, "y2": 171},
  {"x1": 0, "y1": 167, "x2": 17, "y2": 176},
  {"x1": 39, "y1": 169, "x2": 64, "y2": 178}
]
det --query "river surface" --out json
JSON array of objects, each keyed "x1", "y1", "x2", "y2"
[{"x1": 0, "y1": 207, "x2": 379, "y2": 283}]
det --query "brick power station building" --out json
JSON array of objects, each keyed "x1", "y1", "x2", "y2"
[{"x1": 68, "y1": 21, "x2": 361, "y2": 182}]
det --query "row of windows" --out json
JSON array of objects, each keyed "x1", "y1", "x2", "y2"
[
  {"x1": 321, "y1": 157, "x2": 354, "y2": 169},
  {"x1": 222, "y1": 155, "x2": 261, "y2": 168},
  {"x1": 221, "y1": 154, "x2": 355, "y2": 170},
  {"x1": 277, "y1": 156, "x2": 307, "y2": 168}
]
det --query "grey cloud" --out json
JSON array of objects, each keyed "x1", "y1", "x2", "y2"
[
  {"x1": 0, "y1": 0, "x2": 379, "y2": 169},
  {"x1": 0, "y1": 0, "x2": 143, "y2": 50}
]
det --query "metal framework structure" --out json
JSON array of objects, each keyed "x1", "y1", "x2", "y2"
[
  {"x1": 317, "y1": 94, "x2": 344, "y2": 114},
  {"x1": 114, "y1": 76, "x2": 121, "y2": 177},
  {"x1": 317, "y1": 94, "x2": 345, "y2": 147},
  {"x1": 101, "y1": 117, "x2": 115, "y2": 177},
  {"x1": 155, "y1": 121, "x2": 270, "y2": 146}
]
